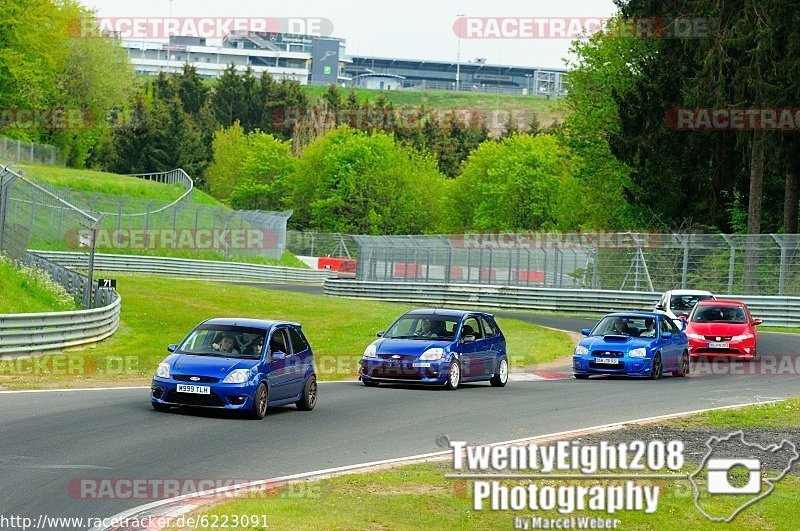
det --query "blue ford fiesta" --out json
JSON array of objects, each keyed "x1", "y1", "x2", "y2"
[
  {"x1": 573, "y1": 312, "x2": 690, "y2": 380},
  {"x1": 151, "y1": 318, "x2": 317, "y2": 419},
  {"x1": 359, "y1": 309, "x2": 509, "y2": 390}
]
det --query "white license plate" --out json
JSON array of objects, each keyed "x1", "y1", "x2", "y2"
[
  {"x1": 708, "y1": 342, "x2": 730, "y2": 349},
  {"x1": 177, "y1": 384, "x2": 210, "y2": 395},
  {"x1": 595, "y1": 358, "x2": 620, "y2": 365},
  {"x1": 413, "y1": 362, "x2": 431, "y2": 368}
]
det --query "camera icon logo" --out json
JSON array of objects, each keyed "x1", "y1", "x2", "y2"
[{"x1": 706, "y1": 458, "x2": 761, "y2": 495}]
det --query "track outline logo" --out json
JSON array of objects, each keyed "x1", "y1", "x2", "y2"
[{"x1": 689, "y1": 431, "x2": 799, "y2": 523}]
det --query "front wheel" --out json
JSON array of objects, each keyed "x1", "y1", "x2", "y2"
[
  {"x1": 444, "y1": 361, "x2": 461, "y2": 390},
  {"x1": 296, "y1": 376, "x2": 318, "y2": 411},
  {"x1": 249, "y1": 383, "x2": 268, "y2": 420},
  {"x1": 672, "y1": 351, "x2": 690, "y2": 377},
  {"x1": 650, "y1": 353, "x2": 663, "y2": 380},
  {"x1": 490, "y1": 357, "x2": 509, "y2": 387}
]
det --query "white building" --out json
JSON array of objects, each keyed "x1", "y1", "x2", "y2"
[{"x1": 355, "y1": 73, "x2": 405, "y2": 91}]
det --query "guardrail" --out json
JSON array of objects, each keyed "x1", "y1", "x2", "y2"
[
  {"x1": 35, "y1": 251, "x2": 339, "y2": 284},
  {"x1": 0, "y1": 292, "x2": 121, "y2": 355},
  {"x1": 324, "y1": 280, "x2": 800, "y2": 327}
]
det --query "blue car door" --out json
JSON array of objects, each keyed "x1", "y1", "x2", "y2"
[
  {"x1": 458, "y1": 316, "x2": 485, "y2": 378},
  {"x1": 267, "y1": 327, "x2": 295, "y2": 401},
  {"x1": 286, "y1": 327, "x2": 312, "y2": 397},
  {"x1": 659, "y1": 318, "x2": 681, "y2": 371},
  {"x1": 480, "y1": 316, "x2": 502, "y2": 377}
]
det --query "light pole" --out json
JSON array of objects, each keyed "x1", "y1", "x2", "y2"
[{"x1": 456, "y1": 14, "x2": 464, "y2": 92}]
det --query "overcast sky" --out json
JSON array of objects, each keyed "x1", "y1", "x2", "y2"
[{"x1": 84, "y1": 0, "x2": 618, "y2": 69}]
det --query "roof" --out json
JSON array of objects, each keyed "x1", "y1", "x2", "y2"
[
  {"x1": 696, "y1": 299, "x2": 745, "y2": 306},
  {"x1": 356, "y1": 73, "x2": 406, "y2": 80},
  {"x1": 606, "y1": 312, "x2": 663, "y2": 319},
  {"x1": 666, "y1": 290, "x2": 714, "y2": 296},
  {"x1": 201, "y1": 318, "x2": 299, "y2": 330},
  {"x1": 405, "y1": 309, "x2": 490, "y2": 318}
]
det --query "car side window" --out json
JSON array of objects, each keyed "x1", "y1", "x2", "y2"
[
  {"x1": 289, "y1": 328, "x2": 309, "y2": 353},
  {"x1": 661, "y1": 318, "x2": 678, "y2": 335},
  {"x1": 269, "y1": 328, "x2": 290, "y2": 356},
  {"x1": 462, "y1": 317, "x2": 483, "y2": 340},
  {"x1": 480, "y1": 317, "x2": 496, "y2": 338}
]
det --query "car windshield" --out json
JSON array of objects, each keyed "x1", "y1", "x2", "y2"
[
  {"x1": 383, "y1": 315, "x2": 460, "y2": 341},
  {"x1": 177, "y1": 325, "x2": 267, "y2": 359},
  {"x1": 670, "y1": 294, "x2": 713, "y2": 315},
  {"x1": 692, "y1": 306, "x2": 747, "y2": 324},
  {"x1": 592, "y1": 316, "x2": 658, "y2": 338}
]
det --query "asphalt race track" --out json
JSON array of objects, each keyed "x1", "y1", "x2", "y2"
[{"x1": 2, "y1": 287, "x2": 800, "y2": 529}]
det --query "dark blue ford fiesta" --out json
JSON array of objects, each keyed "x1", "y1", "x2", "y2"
[{"x1": 359, "y1": 309, "x2": 509, "y2": 390}]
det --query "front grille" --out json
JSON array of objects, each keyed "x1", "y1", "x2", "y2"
[
  {"x1": 590, "y1": 361, "x2": 625, "y2": 370},
  {"x1": 370, "y1": 366, "x2": 423, "y2": 380},
  {"x1": 163, "y1": 391, "x2": 225, "y2": 407},
  {"x1": 173, "y1": 374, "x2": 221, "y2": 384},
  {"x1": 591, "y1": 351, "x2": 624, "y2": 358},
  {"x1": 704, "y1": 336, "x2": 733, "y2": 341}
]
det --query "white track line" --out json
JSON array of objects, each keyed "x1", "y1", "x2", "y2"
[{"x1": 90, "y1": 399, "x2": 782, "y2": 531}]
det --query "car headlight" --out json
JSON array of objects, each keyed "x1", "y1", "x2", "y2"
[
  {"x1": 687, "y1": 333, "x2": 704, "y2": 340},
  {"x1": 628, "y1": 348, "x2": 647, "y2": 358},
  {"x1": 732, "y1": 334, "x2": 754, "y2": 341},
  {"x1": 155, "y1": 362, "x2": 170, "y2": 379},
  {"x1": 363, "y1": 344, "x2": 378, "y2": 358},
  {"x1": 419, "y1": 348, "x2": 445, "y2": 361},
  {"x1": 574, "y1": 345, "x2": 589, "y2": 356},
  {"x1": 222, "y1": 369, "x2": 252, "y2": 384}
]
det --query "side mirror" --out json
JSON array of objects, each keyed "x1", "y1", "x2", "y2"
[
  {"x1": 662, "y1": 332, "x2": 672, "y2": 339},
  {"x1": 271, "y1": 351, "x2": 286, "y2": 361},
  {"x1": 462, "y1": 335, "x2": 476, "y2": 344},
  {"x1": 376, "y1": 331, "x2": 385, "y2": 338},
  {"x1": 678, "y1": 316, "x2": 687, "y2": 331},
  {"x1": 753, "y1": 318, "x2": 763, "y2": 326},
  {"x1": 581, "y1": 329, "x2": 591, "y2": 337},
  {"x1": 167, "y1": 344, "x2": 178, "y2": 353},
  {"x1": 655, "y1": 303, "x2": 665, "y2": 311}
]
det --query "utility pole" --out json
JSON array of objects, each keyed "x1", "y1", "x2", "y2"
[{"x1": 456, "y1": 14, "x2": 464, "y2": 92}]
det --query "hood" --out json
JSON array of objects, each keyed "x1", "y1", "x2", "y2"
[
  {"x1": 375, "y1": 338, "x2": 452, "y2": 356},
  {"x1": 686, "y1": 322, "x2": 749, "y2": 336},
  {"x1": 581, "y1": 335, "x2": 656, "y2": 351},
  {"x1": 170, "y1": 354, "x2": 259, "y2": 378}
]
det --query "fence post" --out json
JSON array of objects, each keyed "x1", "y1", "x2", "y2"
[
  {"x1": 0, "y1": 168, "x2": 20, "y2": 253},
  {"x1": 772, "y1": 234, "x2": 786, "y2": 296},
  {"x1": 680, "y1": 234, "x2": 690, "y2": 289}
]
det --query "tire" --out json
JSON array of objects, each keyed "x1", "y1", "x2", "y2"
[
  {"x1": 672, "y1": 351, "x2": 690, "y2": 377},
  {"x1": 362, "y1": 379, "x2": 380, "y2": 387},
  {"x1": 249, "y1": 383, "x2": 268, "y2": 420},
  {"x1": 296, "y1": 375, "x2": 318, "y2": 411},
  {"x1": 444, "y1": 361, "x2": 461, "y2": 390},
  {"x1": 650, "y1": 353, "x2": 664, "y2": 380},
  {"x1": 152, "y1": 402, "x2": 170, "y2": 412},
  {"x1": 490, "y1": 357, "x2": 509, "y2": 387},
  {"x1": 574, "y1": 374, "x2": 590, "y2": 380}
]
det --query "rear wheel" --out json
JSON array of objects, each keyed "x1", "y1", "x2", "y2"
[
  {"x1": 249, "y1": 383, "x2": 268, "y2": 420},
  {"x1": 444, "y1": 361, "x2": 461, "y2": 390},
  {"x1": 672, "y1": 351, "x2": 690, "y2": 377},
  {"x1": 490, "y1": 357, "x2": 509, "y2": 387},
  {"x1": 650, "y1": 353, "x2": 663, "y2": 380},
  {"x1": 296, "y1": 376, "x2": 318, "y2": 411}
]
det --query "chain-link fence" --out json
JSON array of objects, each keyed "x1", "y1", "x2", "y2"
[
  {"x1": 286, "y1": 231, "x2": 356, "y2": 259},
  {"x1": 12, "y1": 168, "x2": 292, "y2": 260},
  {"x1": 0, "y1": 137, "x2": 63, "y2": 166},
  {"x1": 353, "y1": 232, "x2": 800, "y2": 296},
  {"x1": 0, "y1": 163, "x2": 104, "y2": 308}
]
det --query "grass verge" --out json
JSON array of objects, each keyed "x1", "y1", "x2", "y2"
[
  {"x1": 0, "y1": 274, "x2": 571, "y2": 389},
  {"x1": 0, "y1": 257, "x2": 79, "y2": 313},
  {"x1": 19, "y1": 163, "x2": 222, "y2": 206},
  {"x1": 177, "y1": 398, "x2": 800, "y2": 531}
]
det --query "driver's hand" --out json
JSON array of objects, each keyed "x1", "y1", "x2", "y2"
[{"x1": 212, "y1": 343, "x2": 220, "y2": 350}]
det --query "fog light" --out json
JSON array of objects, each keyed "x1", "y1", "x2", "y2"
[
  {"x1": 151, "y1": 388, "x2": 164, "y2": 399},
  {"x1": 229, "y1": 396, "x2": 246, "y2": 406}
]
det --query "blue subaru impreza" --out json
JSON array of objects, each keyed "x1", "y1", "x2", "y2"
[
  {"x1": 572, "y1": 312, "x2": 689, "y2": 380},
  {"x1": 359, "y1": 309, "x2": 509, "y2": 390},
  {"x1": 151, "y1": 318, "x2": 317, "y2": 419}
]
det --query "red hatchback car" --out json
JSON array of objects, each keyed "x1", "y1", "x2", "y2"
[{"x1": 685, "y1": 300, "x2": 762, "y2": 360}]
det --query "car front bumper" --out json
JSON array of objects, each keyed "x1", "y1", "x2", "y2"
[
  {"x1": 359, "y1": 357, "x2": 452, "y2": 385},
  {"x1": 572, "y1": 355, "x2": 653, "y2": 377},
  {"x1": 151, "y1": 377, "x2": 258, "y2": 410},
  {"x1": 688, "y1": 339, "x2": 755, "y2": 358}
]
